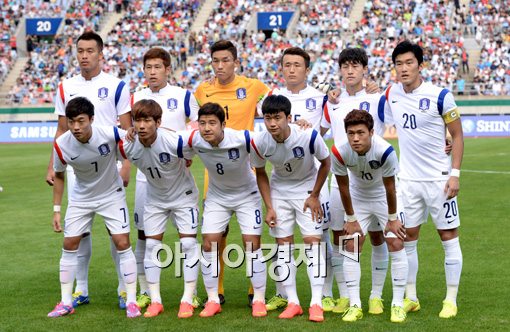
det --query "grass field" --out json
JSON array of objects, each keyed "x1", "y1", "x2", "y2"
[{"x1": 0, "y1": 138, "x2": 509, "y2": 331}]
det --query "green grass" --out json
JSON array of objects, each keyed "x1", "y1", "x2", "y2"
[{"x1": 0, "y1": 138, "x2": 509, "y2": 331}]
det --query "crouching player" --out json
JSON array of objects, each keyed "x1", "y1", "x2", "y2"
[
  {"x1": 118, "y1": 99, "x2": 200, "y2": 318},
  {"x1": 181, "y1": 103, "x2": 267, "y2": 318},
  {"x1": 331, "y1": 110, "x2": 408, "y2": 323},
  {"x1": 251, "y1": 95, "x2": 331, "y2": 322},
  {"x1": 49, "y1": 97, "x2": 139, "y2": 318}
]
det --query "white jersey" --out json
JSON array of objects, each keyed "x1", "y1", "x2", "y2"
[
  {"x1": 119, "y1": 129, "x2": 198, "y2": 206},
  {"x1": 383, "y1": 82, "x2": 457, "y2": 181},
  {"x1": 268, "y1": 86, "x2": 327, "y2": 131},
  {"x1": 132, "y1": 83, "x2": 199, "y2": 182},
  {"x1": 53, "y1": 126, "x2": 125, "y2": 203},
  {"x1": 331, "y1": 134, "x2": 399, "y2": 201},
  {"x1": 55, "y1": 71, "x2": 131, "y2": 125},
  {"x1": 182, "y1": 127, "x2": 259, "y2": 203},
  {"x1": 251, "y1": 124, "x2": 330, "y2": 199}
]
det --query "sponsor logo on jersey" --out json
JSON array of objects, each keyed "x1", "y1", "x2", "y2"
[
  {"x1": 305, "y1": 98, "x2": 316, "y2": 110},
  {"x1": 159, "y1": 152, "x2": 171, "y2": 164},
  {"x1": 419, "y1": 98, "x2": 430, "y2": 111},
  {"x1": 167, "y1": 98, "x2": 178, "y2": 110},
  {"x1": 369, "y1": 160, "x2": 381, "y2": 169},
  {"x1": 359, "y1": 101, "x2": 370, "y2": 111},
  {"x1": 236, "y1": 88, "x2": 247, "y2": 100},
  {"x1": 228, "y1": 148, "x2": 240, "y2": 160},
  {"x1": 98, "y1": 143, "x2": 111, "y2": 156},
  {"x1": 98, "y1": 87, "x2": 109, "y2": 99},
  {"x1": 292, "y1": 146, "x2": 305, "y2": 159}
]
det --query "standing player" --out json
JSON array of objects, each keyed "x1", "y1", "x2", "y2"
[
  {"x1": 45, "y1": 31, "x2": 132, "y2": 309},
  {"x1": 131, "y1": 47, "x2": 199, "y2": 309},
  {"x1": 48, "y1": 97, "x2": 139, "y2": 318},
  {"x1": 331, "y1": 109, "x2": 408, "y2": 323},
  {"x1": 194, "y1": 40, "x2": 270, "y2": 304},
  {"x1": 251, "y1": 95, "x2": 331, "y2": 322},
  {"x1": 384, "y1": 40, "x2": 464, "y2": 318},
  {"x1": 119, "y1": 99, "x2": 200, "y2": 318},
  {"x1": 182, "y1": 103, "x2": 267, "y2": 318}
]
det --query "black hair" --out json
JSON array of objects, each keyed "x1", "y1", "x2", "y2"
[
  {"x1": 344, "y1": 109, "x2": 374, "y2": 132},
  {"x1": 338, "y1": 47, "x2": 368, "y2": 67},
  {"x1": 281, "y1": 47, "x2": 311, "y2": 68},
  {"x1": 65, "y1": 97, "x2": 94, "y2": 119},
  {"x1": 392, "y1": 40, "x2": 424, "y2": 65},
  {"x1": 76, "y1": 31, "x2": 104, "y2": 52},
  {"x1": 198, "y1": 102, "x2": 226, "y2": 123},
  {"x1": 210, "y1": 40, "x2": 237, "y2": 60},
  {"x1": 261, "y1": 95, "x2": 291, "y2": 117}
]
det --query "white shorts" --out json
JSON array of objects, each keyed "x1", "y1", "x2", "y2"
[
  {"x1": 134, "y1": 179, "x2": 147, "y2": 230},
  {"x1": 64, "y1": 198, "x2": 130, "y2": 237},
  {"x1": 270, "y1": 198, "x2": 323, "y2": 238},
  {"x1": 319, "y1": 182, "x2": 331, "y2": 231},
  {"x1": 352, "y1": 199, "x2": 397, "y2": 238},
  {"x1": 202, "y1": 195, "x2": 263, "y2": 235},
  {"x1": 400, "y1": 179, "x2": 460, "y2": 230},
  {"x1": 143, "y1": 202, "x2": 199, "y2": 237},
  {"x1": 329, "y1": 183, "x2": 346, "y2": 232}
]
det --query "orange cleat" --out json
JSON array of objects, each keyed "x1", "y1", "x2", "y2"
[
  {"x1": 178, "y1": 302, "x2": 194, "y2": 319},
  {"x1": 252, "y1": 301, "x2": 267, "y2": 317},
  {"x1": 309, "y1": 304, "x2": 324, "y2": 322},
  {"x1": 144, "y1": 302, "x2": 164, "y2": 318},
  {"x1": 278, "y1": 302, "x2": 303, "y2": 319},
  {"x1": 199, "y1": 301, "x2": 222, "y2": 317}
]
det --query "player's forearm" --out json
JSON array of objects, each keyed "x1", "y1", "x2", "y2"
[
  {"x1": 450, "y1": 132, "x2": 464, "y2": 170},
  {"x1": 336, "y1": 175, "x2": 354, "y2": 215},
  {"x1": 310, "y1": 157, "x2": 331, "y2": 197},
  {"x1": 255, "y1": 169, "x2": 273, "y2": 209},
  {"x1": 53, "y1": 172, "x2": 65, "y2": 205},
  {"x1": 383, "y1": 176, "x2": 397, "y2": 215}
]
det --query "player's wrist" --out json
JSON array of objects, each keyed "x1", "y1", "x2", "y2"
[
  {"x1": 388, "y1": 213, "x2": 398, "y2": 221},
  {"x1": 53, "y1": 205, "x2": 61, "y2": 213},
  {"x1": 346, "y1": 214, "x2": 357, "y2": 223},
  {"x1": 450, "y1": 168, "x2": 460, "y2": 178}
]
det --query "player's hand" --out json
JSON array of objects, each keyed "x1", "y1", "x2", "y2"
[
  {"x1": 364, "y1": 80, "x2": 381, "y2": 94},
  {"x1": 444, "y1": 139, "x2": 452, "y2": 155},
  {"x1": 119, "y1": 164, "x2": 130, "y2": 187},
  {"x1": 293, "y1": 118, "x2": 312, "y2": 129},
  {"x1": 303, "y1": 195, "x2": 323, "y2": 222},
  {"x1": 315, "y1": 81, "x2": 333, "y2": 94},
  {"x1": 327, "y1": 88, "x2": 341, "y2": 105},
  {"x1": 46, "y1": 168, "x2": 55, "y2": 186},
  {"x1": 125, "y1": 127, "x2": 136, "y2": 142},
  {"x1": 53, "y1": 212, "x2": 62, "y2": 233},
  {"x1": 265, "y1": 207, "x2": 277, "y2": 228},
  {"x1": 444, "y1": 176, "x2": 460, "y2": 199},
  {"x1": 185, "y1": 159, "x2": 193, "y2": 167},
  {"x1": 343, "y1": 220, "x2": 362, "y2": 236},
  {"x1": 385, "y1": 219, "x2": 406, "y2": 241}
]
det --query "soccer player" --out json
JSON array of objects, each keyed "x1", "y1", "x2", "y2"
[
  {"x1": 119, "y1": 99, "x2": 200, "y2": 318},
  {"x1": 331, "y1": 109, "x2": 408, "y2": 323},
  {"x1": 384, "y1": 40, "x2": 464, "y2": 318},
  {"x1": 48, "y1": 97, "x2": 139, "y2": 318},
  {"x1": 181, "y1": 103, "x2": 267, "y2": 318},
  {"x1": 251, "y1": 95, "x2": 331, "y2": 322},
  {"x1": 320, "y1": 47, "x2": 390, "y2": 315},
  {"x1": 131, "y1": 47, "x2": 199, "y2": 309},
  {"x1": 45, "y1": 31, "x2": 132, "y2": 309},
  {"x1": 194, "y1": 40, "x2": 270, "y2": 304}
]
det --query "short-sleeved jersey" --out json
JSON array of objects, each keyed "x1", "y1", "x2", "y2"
[
  {"x1": 383, "y1": 82, "x2": 458, "y2": 181},
  {"x1": 53, "y1": 126, "x2": 125, "y2": 203},
  {"x1": 194, "y1": 75, "x2": 269, "y2": 130},
  {"x1": 331, "y1": 134, "x2": 399, "y2": 201},
  {"x1": 182, "y1": 127, "x2": 258, "y2": 203},
  {"x1": 119, "y1": 129, "x2": 198, "y2": 206},
  {"x1": 268, "y1": 86, "x2": 327, "y2": 131},
  {"x1": 251, "y1": 125, "x2": 330, "y2": 199},
  {"x1": 55, "y1": 71, "x2": 131, "y2": 126}
]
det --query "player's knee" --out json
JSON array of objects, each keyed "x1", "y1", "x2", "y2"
[
  {"x1": 386, "y1": 238, "x2": 404, "y2": 252},
  {"x1": 63, "y1": 237, "x2": 81, "y2": 251},
  {"x1": 180, "y1": 237, "x2": 197, "y2": 253},
  {"x1": 113, "y1": 236, "x2": 131, "y2": 251},
  {"x1": 369, "y1": 231, "x2": 385, "y2": 246},
  {"x1": 438, "y1": 228, "x2": 458, "y2": 241}
]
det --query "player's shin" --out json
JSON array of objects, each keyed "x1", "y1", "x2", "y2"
[
  {"x1": 134, "y1": 239, "x2": 149, "y2": 295},
  {"x1": 404, "y1": 240, "x2": 419, "y2": 301},
  {"x1": 60, "y1": 249, "x2": 78, "y2": 306},
  {"x1": 332, "y1": 245, "x2": 348, "y2": 297},
  {"x1": 279, "y1": 244, "x2": 299, "y2": 305},
  {"x1": 144, "y1": 238, "x2": 163, "y2": 303},
  {"x1": 321, "y1": 231, "x2": 334, "y2": 298},
  {"x1": 111, "y1": 238, "x2": 126, "y2": 296},
  {"x1": 75, "y1": 235, "x2": 91, "y2": 296},
  {"x1": 247, "y1": 248, "x2": 267, "y2": 302},
  {"x1": 201, "y1": 250, "x2": 220, "y2": 303},
  {"x1": 306, "y1": 243, "x2": 326, "y2": 307},
  {"x1": 180, "y1": 237, "x2": 199, "y2": 304},
  {"x1": 442, "y1": 237, "x2": 462, "y2": 305},
  {"x1": 344, "y1": 254, "x2": 362, "y2": 307},
  {"x1": 390, "y1": 249, "x2": 408, "y2": 307},
  {"x1": 371, "y1": 242, "x2": 389, "y2": 300},
  {"x1": 118, "y1": 247, "x2": 137, "y2": 304}
]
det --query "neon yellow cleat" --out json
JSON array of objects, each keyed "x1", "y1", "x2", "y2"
[
  {"x1": 322, "y1": 296, "x2": 336, "y2": 312},
  {"x1": 342, "y1": 305, "x2": 363, "y2": 322},
  {"x1": 391, "y1": 305, "x2": 407, "y2": 323},
  {"x1": 403, "y1": 298, "x2": 421, "y2": 313},
  {"x1": 368, "y1": 297, "x2": 384, "y2": 314},
  {"x1": 439, "y1": 300, "x2": 457, "y2": 318},
  {"x1": 265, "y1": 294, "x2": 288, "y2": 311},
  {"x1": 332, "y1": 297, "x2": 350, "y2": 314},
  {"x1": 136, "y1": 293, "x2": 151, "y2": 309},
  {"x1": 192, "y1": 295, "x2": 202, "y2": 308}
]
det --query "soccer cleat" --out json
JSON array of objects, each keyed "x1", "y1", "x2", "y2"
[
  {"x1": 136, "y1": 293, "x2": 151, "y2": 309},
  {"x1": 126, "y1": 302, "x2": 141, "y2": 318},
  {"x1": 266, "y1": 294, "x2": 288, "y2": 311},
  {"x1": 252, "y1": 300, "x2": 267, "y2": 317},
  {"x1": 308, "y1": 304, "x2": 324, "y2": 322},
  {"x1": 72, "y1": 292, "x2": 90, "y2": 308},
  {"x1": 178, "y1": 302, "x2": 194, "y2": 318},
  {"x1": 439, "y1": 300, "x2": 457, "y2": 318},
  {"x1": 192, "y1": 295, "x2": 202, "y2": 308},
  {"x1": 200, "y1": 301, "x2": 222, "y2": 317},
  {"x1": 48, "y1": 302, "x2": 75, "y2": 318},
  {"x1": 342, "y1": 305, "x2": 363, "y2": 322},
  {"x1": 332, "y1": 297, "x2": 350, "y2": 314},
  {"x1": 144, "y1": 302, "x2": 164, "y2": 318},
  {"x1": 218, "y1": 294, "x2": 225, "y2": 305},
  {"x1": 322, "y1": 296, "x2": 336, "y2": 312},
  {"x1": 403, "y1": 298, "x2": 421, "y2": 313},
  {"x1": 118, "y1": 291, "x2": 127, "y2": 310},
  {"x1": 391, "y1": 305, "x2": 407, "y2": 323},
  {"x1": 278, "y1": 302, "x2": 303, "y2": 319},
  {"x1": 368, "y1": 297, "x2": 384, "y2": 314}
]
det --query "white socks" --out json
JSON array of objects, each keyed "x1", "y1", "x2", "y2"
[
  {"x1": 144, "y1": 238, "x2": 162, "y2": 303},
  {"x1": 442, "y1": 237, "x2": 462, "y2": 305},
  {"x1": 278, "y1": 244, "x2": 299, "y2": 305},
  {"x1": 134, "y1": 239, "x2": 149, "y2": 295},
  {"x1": 306, "y1": 243, "x2": 326, "y2": 307},
  {"x1": 332, "y1": 244, "x2": 348, "y2": 298},
  {"x1": 370, "y1": 242, "x2": 389, "y2": 300},
  {"x1": 404, "y1": 240, "x2": 419, "y2": 301},
  {"x1": 201, "y1": 250, "x2": 220, "y2": 303},
  {"x1": 75, "y1": 234, "x2": 91, "y2": 296},
  {"x1": 110, "y1": 238, "x2": 125, "y2": 296},
  {"x1": 247, "y1": 248, "x2": 267, "y2": 302},
  {"x1": 321, "y1": 231, "x2": 334, "y2": 298},
  {"x1": 390, "y1": 249, "x2": 408, "y2": 307},
  {"x1": 343, "y1": 254, "x2": 361, "y2": 307},
  {"x1": 60, "y1": 249, "x2": 78, "y2": 306},
  {"x1": 118, "y1": 247, "x2": 137, "y2": 304},
  {"x1": 180, "y1": 237, "x2": 199, "y2": 304}
]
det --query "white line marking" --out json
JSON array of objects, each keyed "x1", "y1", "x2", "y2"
[{"x1": 463, "y1": 169, "x2": 510, "y2": 174}]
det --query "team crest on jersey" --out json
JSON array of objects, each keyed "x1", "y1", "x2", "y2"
[
  {"x1": 369, "y1": 160, "x2": 381, "y2": 169},
  {"x1": 98, "y1": 143, "x2": 111, "y2": 156},
  {"x1": 167, "y1": 98, "x2": 178, "y2": 110},
  {"x1": 419, "y1": 98, "x2": 430, "y2": 111},
  {"x1": 292, "y1": 146, "x2": 305, "y2": 159},
  {"x1": 228, "y1": 148, "x2": 240, "y2": 161},
  {"x1": 305, "y1": 98, "x2": 316, "y2": 110},
  {"x1": 159, "y1": 152, "x2": 171, "y2": 164},
  {"x1": 236, "y1": 88, "x2": 247, "y2": 100},
  {"x1": 98, "y1": 87, "x2": 108, "y2": 99},
  {"x1": 359, "y1": 101, "x2": 370, "y2": 111}
]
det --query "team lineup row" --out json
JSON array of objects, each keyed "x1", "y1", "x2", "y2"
[{"x1": 45, "y1": 31, "x2": 464, "y2": 323}]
